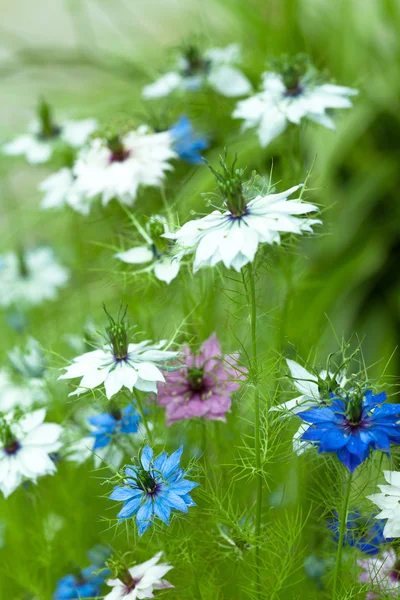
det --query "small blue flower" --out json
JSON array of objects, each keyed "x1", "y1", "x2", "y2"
[
  {"x1": 328, "y1": 511, "x2": 386, "y2": 555},
  {"x1": 169, "y1": 115, "x2": 208, "y2": 164},
  {"x1": 53, "y1": 564, "x2": 108, "y2": 599},
  {"x1": 298, "y1": 390, "x2": 400, "y2": 473},
  {"x1": 88, "y1": 404, "x2": 141, "y2": 451},
  {"x1": 109, "y1": 445, "x2": 199, "y2": 535}
]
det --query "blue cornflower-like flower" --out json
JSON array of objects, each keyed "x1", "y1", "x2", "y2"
[
  {"x1": 109, "y1": 445, "x2": 198, "y2": 535},
  {"x1": 89, "y1": 405, "x2": 141, "y2": 450},
  {"x1": 328, "y1": 511, "x2": 386, "y2": 555},
  {"x1": 169, "y1": 115, "x2": 208, "y2": 164},
  {"x1": 54, "y1": 565, "x2": 108, "y2": 599},
  {"x1": 298, "y1": 390, "x2": 400, "y2": 473}
]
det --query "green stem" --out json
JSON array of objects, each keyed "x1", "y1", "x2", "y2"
[
  {"x1": 332, "y1": 469, "x2": 352, "y2": 598},
  {"x1": 247, "y1": 264, "x2": 262, "y2": 596},
  {"x1": 134, "y1": 391, "x2": 153, "y2": 444}
]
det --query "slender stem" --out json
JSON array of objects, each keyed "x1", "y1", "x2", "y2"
[
  {"x1": 133, "y1": 391, "x2": 153, "y2": 444},
  {"x1": 332, "y1": 469, "x2": 352, "y2": 598},
  {"x1": 247, "y1": 264, "x2": 262, "y2": 596}
]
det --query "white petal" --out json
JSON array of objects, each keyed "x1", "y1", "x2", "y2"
[
  {"x1": 135, "y1": 362, "x2": 165, "y2": 383},
  {"x1": 153, "y1": 256, "x2": 181, "y2": 283},
  {"x1": 116, "y1": 246, "x2": 154, "y2": 265},
  {"x1": 208, "y1": 65, "x2": 252, "y2": 97},
  {"x1": 286, "y1": 359, "x2": 319, "y2": 398},
  {"x1": 142, "y1": 72, "x2": 182, "y2": 99}
]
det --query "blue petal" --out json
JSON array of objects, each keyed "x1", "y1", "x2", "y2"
[
  {"x1": 180, "y1": 493, "x2": 196, "y2": 507},
  {"x1": 125, "y1": 466, "x2": 139, "y2": 478},
  {"x1": 137, "y1": 516, "x2": 153, "y2": 536},
  {"x1": 153, "y1": 497, "x2": 171, "y2": 525},
  {"x1": 169, "y1": 479, "x2": 199, "y2": 495},
  {"x1": 336, "y1": 447, "x2": 366, "y2": 473},
  {"x1": 136, "y1": 498, "x2": 153, "y2": 533},
  {"x1": 161, "y1": 446, "x2": 183, "y2": 479},
  {"x1": 345, "y1": 431, "x2": 368, "y2": 457},
  {"x1": 92, "y1": 433, "x2": 111, "y2": 450},
  {"x1": 371, "y1": 403, "x2": 400, "y2": 418},
  {"x1": 297, "y1": 407, "x2": 342, "y2": 425},
  {"x1": 301, "y1": 427, "x2": 325, "y2": 442},
  {"x1": 141, "y1": 446, "x2": 154, "y2": 470},
  {"x1": 88, "y1": 413, "x2": 116, "y2": 429},
  {"x1": 153, "y1": 451, "x2": 167, "y2": 472},
  {"x1": 109, "y1": 486, "x2": 141, "y2": 501},
  {"x1": 319, "y1": 428, "x2": 349, "y2": 452},
  {"x1": 117, "y1": 496, "x2": 142, "y2": 519},
  {"x1": 163, "y1": 490, "x2": 188, "y2": 513},
  {"x1": 367, "y1": 427, "x2": 391, "y2": 451}
]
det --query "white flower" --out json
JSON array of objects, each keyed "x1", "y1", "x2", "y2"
[
  {"x1": 72, "y1": 126, "x2": 176, "y2": 207},
  {"x1": 143, "y1": 43, "x2": 251, "y2": 99},
  {"x1": 59, "y1": 340, "x2": 179, "y2": 399},
  {"x1": 270, "y1": 359, "x2": 347, "y2": 455},
  {"x1": 40, "y1": 168, "x2": 91, "y2": 215},
  {"x1": 8, "y1": 337, "x2": 46, "y2": 379},
  {"x1": 367, "y1": 471, "x2": 400, "y2": 538},
  {"x1": 0, "y1": 247, "x2": 69, "y2": 308},
  {"x1": 116, "y1": 215, "x2": 182, "y2": 284},
  {"x1": 164, "y1": 184, "x2": 320, "y2": 273},
  {"x1": 0, "y1": 409, "x2": 62, "y2": 498},
  {"x1": 104, "y1": 552, "x2": 173, "y2": 600},
  {"x1": 233, "y1": 71, "x2": 358, "y2": 147},
  {"x1": 0, "y1": 370, "x2": 47, "y2": 412},
  {"x1": 3, "y1": 118, "x2": 97, "y2": 164}
]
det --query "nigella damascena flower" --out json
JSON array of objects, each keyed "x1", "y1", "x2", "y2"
[
  {"x1": 72, "y1": 125, "x2": 176, "y2": 208},
  {"x1": 164, "y1": 158, "x2": 320, "y2": 273},
  {"x1": 142, "y1": 43, "x2": 251, "y2": 99},
  {"x1": 329, "y1": 511, "x2": 386, "y2": 556},
  {"x1": 0, "y1": 338, "x2": 48, "y2": 412},
  {"x1": 0, "y1": 247, "x2": 69, "y2": 308},
  {"x1": 115, "y1": 215, "x2": 183, "y2": 284},
  {"x1": 0, "y1": 408, "x2": 63, "y2": 498},
  {"x1": 54, "y1": 546, "x2": 110, "y2": 599},
  {"x1": 109, "y1": 445, "x2": 198, "y2": 535},
  {"x1": 40, "y1": 167, "x2": 91, "y2": 215},
  {"x1": 104, "y1": 552, "x2": 173, "y2": 599},
  {"x1": 367, "y1": 471, "x2": 400, "y2": 538},
  {"x1": 270, "y1": 358, "x2": 347, "y2": 455},
  {"x1": 298, "y1": 390, "x2": 400, "y2": 473},
  {"x1": 168, "y1": 115, "x2": 208, "y2": 165},
  {"x1": 358, "y1": 550, "x2": 400, "y2": 599},
  {"x1": 59, "y1": 309, "x2": 179, "y2": 399},
  {"x1": 2, "y1": 99, "x2": 97, "y2": 164},
  {"x1": 233, "y1": 54, "x2": 358, "y2": 147},
  {"x1": 156, "y1": 333, "x2": 246, "y2": 425}
]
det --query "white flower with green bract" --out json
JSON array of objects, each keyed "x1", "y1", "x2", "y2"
[
  {"x1": 164, "y1": 158, "x2": 320, "y2": 273},
  {"x1": 233, "y1": 54, "x2": 358, "y2": 147},
  {"x1": 59, "y1": 308, "x2": 179, "y2": 399},
  {"x1": 0, "y1": 409, "x2": 63, "y2": 498},
  {"x1": 2, "y1": 99, "x2": 97, "y2": 164},
  {"x1": 72, "y1": 125, "x2": 176, "y2": 207},
  {"x1": 143, "y1": 43, "x2": 251, "y2": 99},
  {"x1": 0, "y1": 247, "x2": 69, "y2": 308},
  {"x1": 115, "y1": 215, "x2": 183, "y2": 284},
  {"x1": 104, "y1": 552, "x2": 173, "y2": 599}
]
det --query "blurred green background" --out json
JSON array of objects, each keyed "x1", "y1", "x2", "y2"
[{"x1": 1, "y1": 0, "x2": 400, "y2": 598}]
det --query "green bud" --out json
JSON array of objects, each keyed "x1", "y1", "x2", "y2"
[
  {"x1": 104, "y1": 305, "x2": 129, "y2": 360},
  {"x1": 37, "y1": 98, "x2": 58, "y2": 139}
]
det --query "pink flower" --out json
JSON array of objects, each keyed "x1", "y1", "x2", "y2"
[
  {"x1": 156, "y1": 333, "x2": 246, "y2": 425},
  {"x1": 358, "y1": 549, "x2": 400, "y2": 598}
]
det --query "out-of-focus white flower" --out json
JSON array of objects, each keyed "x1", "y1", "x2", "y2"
[
  {"x1": 0, "y1": 409, "x2": 62, "y2": 498},
  {"x1": 3, "y1": 109, "x2": 97, "y2": 164},
  {"x1": 368, "y1": 471, "x2": 400, "y2": 538},
  {"x1": 143, "y1": 43, "x2": 251, "y2": 99},
  {"x1": 165, "y1": 184, "x2": 319, "y2": 272},
  {"x1": 8, "y1": 337, "x2": 46, "y2": 379},
  {"x1": 0, "y1": 369, "x2": 47, "y2": 412},
  {"x1": 104, "y1": 552, "x2": 173, "y2": 600},
  {"x1": 270, "y1": 359, "x2": 347, "y2": 455},
  {"x1": 115, "y1": 215, "x2": 182, "y2": 284},
  {"x1": 0, "y1": 247, "x2": 69, "y2": 308},
  {"x1": 40, "y1": 168, "x2": 91, "y2": 215},
  {"x1": 72, "y1": 126, "x2": 176, "y2": 207},
  {"x1": 233, "y1": 58, "x2": 358, "y2": 147},
  {"x1": 358, "y1": 549, "x2": 400, "y2": 598}
]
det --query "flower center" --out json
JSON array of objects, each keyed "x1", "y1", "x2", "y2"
[
  {"x1": 4, "y1": 438, "x2": 21, "y2": 455},
  {"x1": 104, "y1": 307, "x2": 129, "y2": 361},
  {"x1": 16, "y1": 247, "x2": 29, "y2": 278},
  {"x1": 148, "y1": 219, "x2": 169, "y2": 256},
  {"x1": 137, "y1": 469, "x2": 159, "y2": 496},
  {"x1": 37, "y1": 99, "x2": 61, "y2": 140},
  {"x1": 188, "y1": 366, "x2": 206, "y2": 393},
  {"x1": 182, "y1": 45, "x2": 210, "y2": 77},
  {"x1": 209, "y1": 157, "x2": 248, "y2": 218},
  {"x1": 344, "y1": 394, "x2": 364, "y2": 426},
  {"x1": 107, "y1": 135, "x2": 130, "y2": 163}
]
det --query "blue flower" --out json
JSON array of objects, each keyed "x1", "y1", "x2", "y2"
[
  {"x1": 298, "y1": 390, "x2": 400, "y2": 472},
  {"x1": 328, "y1": 511, "x2": 386, "y2": 555},
  {"x1": 88, "y1": 404, "x2": 141, "y2": 451},
  {"x1": 53, "y1": 565, "x2": 107, "y2": 599},
  {"x1": 169, "y1": 116, "x2": 208, "y2": 164},
  {"x1": 109, "y1": 445, "x2": 199, "y2": 535}
]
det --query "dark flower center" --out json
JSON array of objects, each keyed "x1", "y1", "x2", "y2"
[
  {"x1": 188, "y1": 367, "x2": 206, "y2": 393},
  {"x1": 107, "y1": 135, "x2": 130, "y2": 163},
  {"x1": 284, "y1": 83, "x2": 303, "y2": 97},
  {"x1": 37, "y1": 99, "x2": 61, "y2": 140},
  {"x1": 4, "y1": 439, "x2": 21, "y2": 455},
  {"x1": 182, "y1": 46, "x2": 210, "y2": 77},
  {"x1": 137, "y1": 469, "x2": 159, "y2": 496}
]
